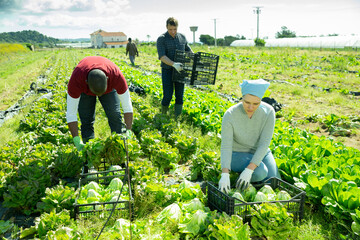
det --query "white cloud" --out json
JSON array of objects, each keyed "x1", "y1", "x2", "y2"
[
  {"x1": 93, "y1": 0, "x2": 129, "y2": 15},
  {"x1": 0, "y1": 0, "x2": 359, "y2": 40},
  {"x1": 23, "y1": 0, "x2": 88, "y2": 13},
  {"x1": 21, "y1": 0, "x2": 130, "y2": 14}
]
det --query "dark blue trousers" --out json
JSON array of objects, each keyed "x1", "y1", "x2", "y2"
[
  {"x1": 161, "y1": 68, "x2": 184, "y2": 106},
  {"x1": 78, "y1": 89, "x2": 124, "y2": 143}
]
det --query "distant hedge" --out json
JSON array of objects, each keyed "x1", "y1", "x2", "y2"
[
  {"x1": 0, "y1": 43, "x2": 29, "y2": 56},
  {"x1": 0, "y1": 30, "x2": 60, "y2": 44}
]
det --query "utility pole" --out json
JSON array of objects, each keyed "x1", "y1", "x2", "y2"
[
  {"x1": 253, "y1": 6, "x2": 263, "y2": 39},
  {"x1": 213, "y1": 18, "x2": 217, "y2": 46}
]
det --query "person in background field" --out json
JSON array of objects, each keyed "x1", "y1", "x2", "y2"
[
  {"x1": 126, "y1": 38, "x2": 139, "y2": 66},
  {"x1": 66, "y1": 56, "x2": 133, "y2": 151},
  {"x1": 156, "y1": 17, "x2": 192, "y2": 118},
  {"x1": 218, "y1": 79, "x2": 281, "y2": 193}
]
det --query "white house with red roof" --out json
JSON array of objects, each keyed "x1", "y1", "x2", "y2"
[{"x1": 90, "y1": 29, "x2": 128, "y2": 48}]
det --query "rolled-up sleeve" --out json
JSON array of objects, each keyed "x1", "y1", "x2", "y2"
[
  {"x1": 156, "y1": 36, "x2": 166, "y2": 59},
  {"x1": 118, "y1": 89, "x2": 133, "y2": 113},
  {"x1": 66, "y1": 93, "x2": 80, "y2": 123}
]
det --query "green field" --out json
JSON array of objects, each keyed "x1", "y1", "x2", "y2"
[{"x1": 0, "y1": 44, "x2": 359, "y2": 239}]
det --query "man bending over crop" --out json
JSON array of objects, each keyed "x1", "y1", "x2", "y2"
[{"x1": 66, "y1": 56, "x2": 133, "y2": 151}]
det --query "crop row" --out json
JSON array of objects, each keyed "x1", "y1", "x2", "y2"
[
  {"x1": 104, "y1": 53, "x2": 360, "y2": 236},
  {"x1": 0, "y1": 50, "x2": 251, "y2": 239},
  {"x1": 0, "y1": 49, "x2": 359, "y2": 238}
]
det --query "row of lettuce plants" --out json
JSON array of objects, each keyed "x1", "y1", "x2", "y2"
[
  {"x1": 107, "y1": 53, "x2": 360, "y2": 237},
  {"x1": 0, "y1": 49, "x2": 358, "y2": 238},
  {"x1": 0, "y1": 50, "x2": 255, "y2": 239}
]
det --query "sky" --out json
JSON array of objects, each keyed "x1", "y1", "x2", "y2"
[{"x1": 0, "y1": 0, "x2": 359, "y2": 42}]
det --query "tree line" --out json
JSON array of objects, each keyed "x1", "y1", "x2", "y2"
[
  {"x1": 0, "y1": 30, "x2": 62, "y2": 48},
  {"x1": 199, "y1": 26, "x2": 298, "y2": 46}
]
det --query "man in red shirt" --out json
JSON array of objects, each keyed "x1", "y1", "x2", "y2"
[{"x1": 66, "y1": 56, "x2": 133, "y2": 150}]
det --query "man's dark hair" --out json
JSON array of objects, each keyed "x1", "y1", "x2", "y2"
[
  {"x1": 87, "y1": 69, "x2": 107, "y2": 96},
  {"x1": 128, "y1": 37, "x2": 132, "y2": 42},
  {"x1": 166, "y1": 17, "x2": 178, "y2": 27}
]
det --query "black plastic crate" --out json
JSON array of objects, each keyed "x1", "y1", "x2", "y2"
[
  {"x1": 207, "y1": 177, "x2": 306, "y2": 222},
  {"x1": 79, "y1": 164, "x2": 127, "y2": 185},
  {"x1": 172, "y1": 50, "x2": 219, "y2": 85},
  {"x1": 73, "y1": 164, "x2": 132, "y2": 219}
]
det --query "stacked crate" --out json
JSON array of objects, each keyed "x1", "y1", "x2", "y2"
[{"x1": 172, "y1": 50, "x2": 220, "y2": 85}]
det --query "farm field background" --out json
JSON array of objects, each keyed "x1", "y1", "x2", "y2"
[
  {"x1": 2, "y1": 44, "x2": 359, "y2": 149},
  {"x1": 0, "y1": 44, "x2": 360, "y2": 239}
]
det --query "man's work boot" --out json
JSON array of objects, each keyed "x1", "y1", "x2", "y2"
[
  {"x1": 174, "y1": 104, "x2": 183, "y2": 119},
  {"x1": 161, "y1": 105, "x2": 169, "y2": 114}
]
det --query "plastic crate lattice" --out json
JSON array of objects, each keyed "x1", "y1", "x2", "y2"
[
  {"x1": 172, "y1": 50, "x2": 219, "y2": 85},
  {"x1": 207, "y1": 177, "x2": 306, "y2": 222}
]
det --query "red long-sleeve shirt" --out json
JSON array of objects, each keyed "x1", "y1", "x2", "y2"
[{"x1": 68, "y1": 56, "x2": 128, "y2": 98}]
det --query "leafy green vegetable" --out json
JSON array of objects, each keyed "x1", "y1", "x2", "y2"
[
  {"x1": 232, "y1": 192, "x2": 245, "y2": 202},
  {"x1": 82, "y1": 133, "x2": 127, "y2": 169},
  {"x1": 351, "y1": 209, "x2": 360, "y2": 236},
  {"x1": 251, "y1": 203, "x2": 294, "y2": 240},
  {"x1": 276, "y1": 190, "x2": 292, "y2": 201},
  {"x1": 0, "y1": 220, "x2": 13, "y2": 235},
  {"x1": 156, "y1": 203, "x2": 182, "y2": 224},
  {"x1": 82, "y1": 139, "x2": 104, "y2": 168},
  {"x1": 108, "y1": 165, "x2": 122, "y2": 172},
  {"x1": 241, "y1": 184, "x2": 257, "y2": 202},
  {"x1": 3, "y1": 160, "x2": 52, "y2": 215},
  {"x1": 85, "y1": 181, "x2": 102, "y2": 192},
  {"x1": 87, "y1": 189, "x2": 100, "y2": 199},
  {"x1": 107, "y1": 178, "x2": 123, "y2": 191},
  {"x1": 37, "y1": 184, "x2": 77, "y2": 213},
  {"x1": 178, "y1": 210, "x2": 210, "y2": 236},
  {"x1": 103, "y1": 133, "x2": 127, "y2": 166},
  {"x1": 259, "y1": 185, "x2": 275, "y2": 195},
  {"x1": 321, "y1": 179, "x2": 360, "y2": 223},
  {"x1": 176, "y1": 180, "x2": 204, "y2": 201},
  {"x1": 50, "y1": 145, "x2": 83, "y2": 178},
  {"x1": 143, "y1": 182, "x2": 174, "y2": 207},
  {"x1": 168, "y1": 132, "x2": 198, "y2": 162},
  {"x1": 181, "y1": 198, "x2": 205, "y2": 213},
  {"x1": 208, "y1": 213, "x2": 251, "y2": 240},
  {"x1": 113, "y1": 218, "x2": 131, "y2": 237},
  {"x1": 45, "y1": 226, "x2": 81, "y2": 240},
  {"x1": 20, "y1": 210, "x2": 72, "y2": 239},
  {"x1": 254, "y1": 192, "x2": 268, "y2": 202}
]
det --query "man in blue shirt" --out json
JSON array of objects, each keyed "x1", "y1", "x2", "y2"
[{"x1": 156, "y1": 17, "x2": 192, "y2": 117}]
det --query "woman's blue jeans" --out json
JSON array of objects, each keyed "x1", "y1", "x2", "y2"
[
  {"x1": 78, "y1": 89, "x2": 124, "y2": 143},
  {"x1": 161, "y1": 68, "x2": 184, "y2": 106},
  {"x1": 231, "y1": 151, "x2": 281, "y2": 182}
]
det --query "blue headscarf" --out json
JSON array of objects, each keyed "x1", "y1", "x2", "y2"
[{"x1": 240, "y1": 79, "x2": 270, "y2": 99}]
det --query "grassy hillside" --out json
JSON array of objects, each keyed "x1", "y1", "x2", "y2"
[
  {"x1": 0, "y1": 30, "x2": 62, "y2": 48},
  {"x1": 0, "y1": 43, "x2": 29, "y2": 55}
]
